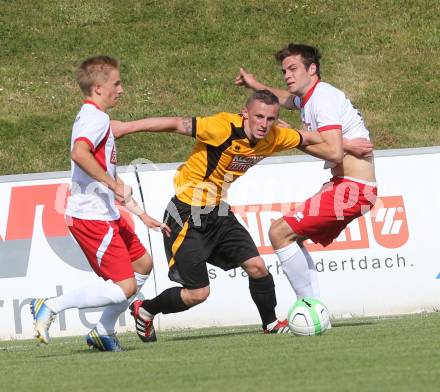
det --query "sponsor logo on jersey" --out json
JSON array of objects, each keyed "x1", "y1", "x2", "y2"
[
  {"x1": 227, "y1": 155, "x2": 265, "y2": 172},
  {"x1": 110, "y1": 146, "x2": 117, "y2": 164}
]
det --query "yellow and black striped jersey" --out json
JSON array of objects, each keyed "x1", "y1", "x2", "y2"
[{"x1": 174, "y1": 112, "x2": 302, "y2": 206}]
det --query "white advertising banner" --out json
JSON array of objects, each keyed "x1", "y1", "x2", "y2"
[
  {"x1": 0, "y1": 148, "x2": 439, "y2": 340},
  {"x1": 138, "y1": 150, "x2": 440, "y2": 331}
]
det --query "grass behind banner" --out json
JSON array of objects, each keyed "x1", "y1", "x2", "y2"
[
  {"x1": 1, "y1": 313, "x2": 439, "y2": 392},
  {"x1": 1, "y1": 0, "x2": 439, "y2": 175}
]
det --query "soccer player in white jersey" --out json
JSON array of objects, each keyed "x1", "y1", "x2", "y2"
[
  {"x1": 235, "y1": 43, "x2": 377, "y2": 300},
  {"x1": 30, "y1": 56, "x2": 170, "y2": 351}
]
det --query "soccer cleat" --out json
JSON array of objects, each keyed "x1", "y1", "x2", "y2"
[
  {"x1": 129, "y1": 299, "x2": 157, "y2": 342},
  {"x1": 86, "y1": 328, "x2": 123, "y2": 352},
  {"x1": 30, "y1": 298, "x2": 56, "y2": 344},
  {"x1": 264, "y1": 319, "x2": 291, "y2": 334}
]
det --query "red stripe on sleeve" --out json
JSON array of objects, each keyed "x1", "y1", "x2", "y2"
[
  {"x1": 74, "y1": 137, "x2": 95, "y2": 152},
  {"x1": 318, "y1": 125, "x2": 342, "y2": 132}
]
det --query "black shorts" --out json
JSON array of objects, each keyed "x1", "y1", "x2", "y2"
[{"x1": 162, "y1": 196, "x2": 259, "y2": 289}]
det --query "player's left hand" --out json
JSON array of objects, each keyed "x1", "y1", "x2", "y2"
[
  {"x1": 235, "y1": 68, "x2": 258, "y2": 89},
  {"x1": 343, "y1": 137, "x2": 374, "y2": 158},
  {"x1": 141, "y1": 214, "x2": 172, "y2": 237}
]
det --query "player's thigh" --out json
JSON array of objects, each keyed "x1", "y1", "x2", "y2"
[
  {"x1": 283, "y1": 190, "x2": 341, "y2": 246},
  {"x1": 161, "y1": 198, "x2": 214, "y2": 289},
  {"x1": 118, "y1": 215, "x2": 148, "y2": 263},
  {"x1": 269, "y1": 217, "x2": 301, "y2": 247},
  {"x1": 166, "y1": 219, "x2": 214, "y2": 289},
  {"x1": 210, "y1": 212, "x2": 259, "y2": 270},
  {"x1": 283, "y1": 179, "x2": 371, "y2": 246},
  {"x1": 68, "y1": 218, "x2": 134, "y2": 282}
]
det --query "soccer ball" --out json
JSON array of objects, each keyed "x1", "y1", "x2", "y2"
[{"x1": 287, "y1": 297, "x2": 330, "y2": 336}]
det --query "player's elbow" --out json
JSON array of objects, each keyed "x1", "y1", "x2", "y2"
[
  {"x1": 111, "y1": 120, "x2": 127, "y2": 138},
  {"x1": 71, "y1": 148, "x2": 81, "y2": 163},
  {"x1": 328, "y1": 148, "x2": 344, "y2": 164},
  {"x1": 71, "y1": 144, "x2": 90, "y2": 164},
  {"x1": 111, "y1": 126, "x2": 123, "y2": 139}
]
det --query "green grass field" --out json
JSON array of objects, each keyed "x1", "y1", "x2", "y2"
[
  {"x1": 1, "y1": 313, "x2": 439, "y2": 392},
  {"x1": 1, "y1": 0, "x2": 439, "y2": 175},
  {"x1": 1, "y1": 2, "x2": 439, "y2": 391}
]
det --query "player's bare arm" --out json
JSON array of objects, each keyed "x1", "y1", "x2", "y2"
[
  {"x1": 297, "y1": 129, "x2": 324, "y2": 146},
  {"x1": 71, "y1": 140, "x2": 119, "y2": 193},
  {"x1": 299, "y1": 128, "x2": 344, "y2": 163},
  {"x1": 114, "y1": 176, "x2": 134, "y2": 204},
  {"x1": 115, "y1": 176, "x2": 171, "y2": 237},
  {"x1": 276, "y1": 119, "x2": 325, "y2": 148},
  {"x1": 111, "y1": 117, "x2": 193, "y2": 138},
  {"x1": 235, "y1": 68, "x2": 296, "y2": 109}
]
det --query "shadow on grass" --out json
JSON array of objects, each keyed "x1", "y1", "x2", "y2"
[
  {"x1": 168, "y1": 330, "x2": 256, "y2": 342},
  {"x1": 331, "y1": 320, "x2": 378, "y2": 328},
  {"x1": 34, "y1": 347, "x2": 138, "y2": 357}
]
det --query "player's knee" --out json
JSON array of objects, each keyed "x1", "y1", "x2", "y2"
[
  {"x1": 132, "y1": 253, "x2": 153, "y2": 275},
  {"x1": 185, "y1": 286, "x2": 210, "y2": 306},
  {"x1": 120, "y1": 280, "x2": 137, "y2": 298},
  {"x1": 242, "y1": 257, "x2": 268, "y2": 279},
  {"x1": 269, "y1": 218, "x2": 285, "y2": 243},
  {"x1": 269, "y1": 217, "x2": 298, "y2": 248}
]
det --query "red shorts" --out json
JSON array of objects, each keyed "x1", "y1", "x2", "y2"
[
  {"x1": 284, "y1": 177, "x2": 377, "y2": 246},
  {"x1": 67, "y1": 216, "x2": 147, "y2": 282}
]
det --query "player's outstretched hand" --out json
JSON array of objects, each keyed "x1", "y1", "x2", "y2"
[
  {"x1": 141, "y1": 214, "x2": 172, "y2": 237},
  {"x1": 343, "y1": 137, "x2": 374, "y2": 158},
  {"x1": 235, "y1": 67, "x2": 259, "y2": 89}
]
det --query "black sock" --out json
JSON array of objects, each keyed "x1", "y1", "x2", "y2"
[
  {"x1": 249, "y1": 273, "x2": 277, "y2": 329},
  {"x1": 142, "y1": 287, "x2": 189, "y2": 315}
]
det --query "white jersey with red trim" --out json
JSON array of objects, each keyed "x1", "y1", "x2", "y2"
[
  {"x1": 65, "y1": 101, "x2": 120, "y2": 220},
  {"x1": 293, "y1": 81, "x2": 370, "y2": 168}
]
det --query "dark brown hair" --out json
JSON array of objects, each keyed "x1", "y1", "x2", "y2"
[{"x1": 275, "y1": 44, "x2": 321, "y2": 78}]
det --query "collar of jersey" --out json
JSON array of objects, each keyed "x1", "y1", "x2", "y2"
[
  {"x1": 231, "y1": 117, "x2": 259, "y2": 147},
  {"x1": 300, "y1": 79, "x2": 321, "y2": 108},
  {"x1": 84, "y1": 99, "x2": 103, "y2": 111}
]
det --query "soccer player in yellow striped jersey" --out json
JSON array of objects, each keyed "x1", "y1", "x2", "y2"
[
  {"x1": 112, "y1": 89, "x2": 341, "y2": 340},
  {"x1": 175, "y1": 110, "x2": 302, "y2": 207}
]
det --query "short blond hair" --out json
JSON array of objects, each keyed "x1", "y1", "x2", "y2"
[{"x1": 75, "y1": 56, "x2": 119, "y2": 96}]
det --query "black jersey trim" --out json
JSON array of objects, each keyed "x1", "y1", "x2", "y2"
[
  {"x1": 297, "y1": 130, "x2": 303, "y2": 147},
  {"x1": 203, "y1": 121, "x2": 248, "y2": 180},
  {"x1": 191, "y1": 117, "x2": 197, "y2": 138}
]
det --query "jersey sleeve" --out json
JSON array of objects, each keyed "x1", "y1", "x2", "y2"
[
  {"x1": 74, "y1": 113, "x2": 110, "y2": 152},
  {"x1": 273, "y1": 126, "x2": 303, "y2": 152},
  {"x1": 312, "y1": 88, "x2": 343, "y2": 132},
  {"x1": 193, "y1": 113, "x2": 233, "y2": 147}
]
